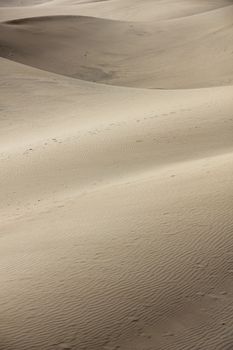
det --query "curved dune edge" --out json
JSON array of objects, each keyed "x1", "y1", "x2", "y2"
[
  {"x1": 1, "y1": 0, "x2": 233, "y2": 349},
  {"x1": 1, "y1": 0, "x2": 233, "y2": 21},
  {"x1": 1, "y1": 57, "x2": 233, "y2": 349},
  {"x1": 1, "y1": 4, "x2": 233, "y2": 89}
]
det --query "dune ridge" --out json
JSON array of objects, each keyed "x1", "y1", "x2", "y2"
[
  {"x1": 1, "y1": 4, "x2": 233, "y2": 88},
  {"x1": 1, "y1": 1, "x2": 233, "y2": 350},
  {"x1": 1, "y1": 0, "x2": 233, "y2": 21}
]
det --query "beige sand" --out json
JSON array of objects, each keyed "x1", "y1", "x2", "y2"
[
  {"x1": 1, "y1": 4, "x2": 233, "y2": 88},
  {"x1": 1, "y1": 1, "x2": 233, "y2": 350}
]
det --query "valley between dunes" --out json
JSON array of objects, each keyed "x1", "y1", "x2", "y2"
[{"x1": 1, "y1": 1, "x2": 233, "y2": 350}]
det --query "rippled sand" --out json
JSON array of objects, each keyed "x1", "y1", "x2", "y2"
[{"x1": 1, "y1": 1, "x2": 233, "y2": 350}]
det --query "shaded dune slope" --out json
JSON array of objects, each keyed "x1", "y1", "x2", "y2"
[
  {"x1": 1, "y1": 4, "x2": 233, "y2": 88},
  {"x1": 1, "y1": 0, "x2": 233, "y2": 21},
  {"x1": 51, "y1": 0, "x2": 233, "y2": 21}
]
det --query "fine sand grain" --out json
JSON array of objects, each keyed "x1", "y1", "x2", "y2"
[{"x1": 1, "y1": 1, "x2": 233, "y2": 350}]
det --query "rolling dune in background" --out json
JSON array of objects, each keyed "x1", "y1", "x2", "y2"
[
  {"x1": 1, "y1": 1, "x2": 233, "y2": 350},
  {"x1": 1, "y1": 5, "x2": 233, "y2": 88}
]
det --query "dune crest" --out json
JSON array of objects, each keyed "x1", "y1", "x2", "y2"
[
  {"x1": 1, "y1": 1, "x2": 233, "y2": 350},
  {"x1": 1, "y1": 5, "x2": 233, "y2": 88}
]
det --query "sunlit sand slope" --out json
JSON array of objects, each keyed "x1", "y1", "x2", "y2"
[
  {"x1": 1, "y1": 0, "x2": 233, "y2": 349},
  {"x1": 1, "y1": 58, "x2": 233, "y2": 350}
]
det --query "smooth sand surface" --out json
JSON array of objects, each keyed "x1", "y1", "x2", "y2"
[{"x1": 1, "y1": 1, "x2": 233, "y2": 350}]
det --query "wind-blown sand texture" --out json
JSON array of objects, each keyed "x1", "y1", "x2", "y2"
[{"x1": 1, "y1": 1, "x2": 233, "y2": 350}]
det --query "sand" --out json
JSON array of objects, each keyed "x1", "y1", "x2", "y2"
[
  {"x1": 0, "y1": 1, "x2": 233, "y2": 350},
  {"x1": 1, "y1": 5, "x2": 233, "y2": 88}
]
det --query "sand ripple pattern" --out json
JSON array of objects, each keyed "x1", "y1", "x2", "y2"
[{"x1": 0, "y1": 1, "x2": 233, "y2": 350}]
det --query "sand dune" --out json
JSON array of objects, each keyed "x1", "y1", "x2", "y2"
[
  {"x1": 1, "y1": 58, "x2": 233, "y2": 222},
  {"x1": 0, "y1": 0, "x2": 53, "y2": 7},
  {"x1": 1, "y1": 58, "x2": 233, "y2": 350},
  {"x1": 1, "y1": 1, "x2": 233, "y2": 350},
  {"x1": 1, "y1": 5, "x2": 233, "y2": 88},
  {"x1": 1, "y1": 0, "x2": 232, "y2": 21}
]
